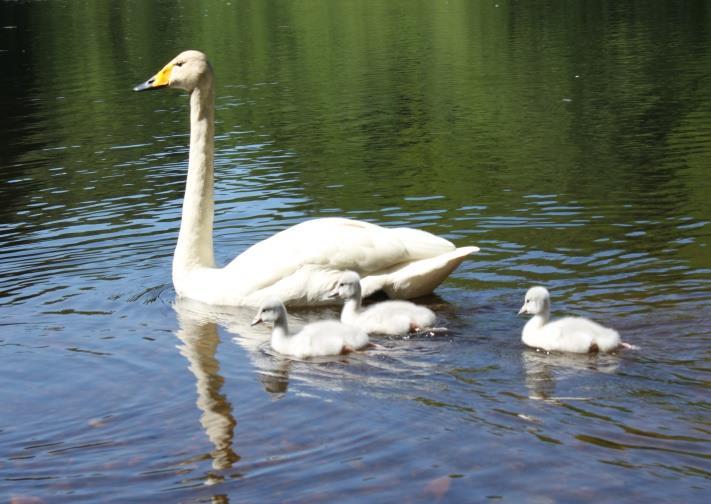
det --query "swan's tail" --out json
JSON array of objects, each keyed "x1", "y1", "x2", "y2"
[
  {"x1": 391, "y1": 227, "x2": 460, "y2": 259},
  {"x1": 362, "y1": 246, "x2": 478, "y2": 299},
  {"x1": 592, "y1": 327, "x2": 623, "y2": 353}
]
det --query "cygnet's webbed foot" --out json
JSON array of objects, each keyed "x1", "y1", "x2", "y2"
[
  {"x1": 619, "y1": 342, "x2": 639, "y2": 350},
  {"x1": 341, "y1": 342, "x2": 378, "y2": 354},
  {"x1": 410, "y1": 326, "x2": 448, "y2": 337}
]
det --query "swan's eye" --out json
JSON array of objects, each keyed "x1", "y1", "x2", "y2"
[{"x1": 175, "y1": 61, "x2": 184, "y2": 67}]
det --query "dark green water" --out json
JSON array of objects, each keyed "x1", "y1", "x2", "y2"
[{"x1": 1, "y1": 1, "x2": 709, "y2": 502}]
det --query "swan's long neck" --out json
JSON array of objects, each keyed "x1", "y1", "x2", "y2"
[
  {"x1": 522, "y1": 311, "x2": 550, "y2": 343},
  {"x1": 271, "y1": 314, "x2": 291, "y2": 351},
  {"x1": 174, "y1": 81, "x2": 216, "y2": 280},
  {"x1": 340, "y1": 297, "x2": 362, "y2": 324}
]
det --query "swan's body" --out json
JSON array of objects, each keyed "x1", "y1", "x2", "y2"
[
  {"x1": 251, "y1": 298, "x2": 370, "y2": 358},
  {"x1": 331, "y1": 271, "x2": 437, "y2": 335},
  {"x1": 135, "y1": 51, "x2": 478, "y2": 307},
  {"x1": 518, "y1": 286, "x2": 624, "y2": 353}
]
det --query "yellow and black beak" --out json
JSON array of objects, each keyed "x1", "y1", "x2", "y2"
[{"x1": 133, "y1": 62, "x2": 174, "y2": 92}]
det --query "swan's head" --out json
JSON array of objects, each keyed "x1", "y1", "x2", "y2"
[
  {"x1": 251, "y1": 298, "x2": 287, "y2": 326},
  {"x1": 329, "y1": 271, "x2": 362, "y2": 301},
  {"x1": 134, "y1": 50, "x2": 213, "y2": 93},
  {"x1": 518, "y1": 286, "x2": 551, "y2": 316}
]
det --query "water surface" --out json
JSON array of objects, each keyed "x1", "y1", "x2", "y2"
[{"x1": 1, "y1": 1, "x2": 710, "y2": 502}]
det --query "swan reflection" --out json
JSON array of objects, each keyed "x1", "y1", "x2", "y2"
[
  {"x1": 174, "y1": 299, "x2": 240, "y2": 470},
  {"x1": 174, "y1": 297, "x2": 296, "y2": 398},
  {"x1": 521, "y1": 348, "x2": 621, "y2": 402}
]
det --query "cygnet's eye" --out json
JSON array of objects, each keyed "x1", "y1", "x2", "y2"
[{"x1": 175, "y1": 61, "x2": 184, "y2": 67}]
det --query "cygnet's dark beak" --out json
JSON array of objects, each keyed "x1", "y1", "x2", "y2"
[
  {"x1": 250, "y1": 315, "x2": 263, "y2": 326},
  {"x1": 517, "y1": 305, "x2": 527, "y2": 315},
  {"x1": 328, "y1": 288, "x2": 340, "y2": 299}
]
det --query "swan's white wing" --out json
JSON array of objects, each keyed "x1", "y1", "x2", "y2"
[
  {"x1": 224, "y1": 217, "x2": 455, "y2": 294},
  {"x1": 360, "y1": 246, "x2": 478, "y2": 298}
]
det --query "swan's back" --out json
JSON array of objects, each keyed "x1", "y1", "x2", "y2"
[{"x1": 224, "y1": 218, "x2": 462, "y2": 304}]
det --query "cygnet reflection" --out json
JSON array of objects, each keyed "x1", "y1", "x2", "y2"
[
  {"x1": 174, "y1": 296, "x2": 295, "y2": 397},
  {"x1": 521, "y1": 348, "x2": 621, "y2": 402}
]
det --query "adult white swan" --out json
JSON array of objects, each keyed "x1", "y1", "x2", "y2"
[{"x1": 134, "y1": 50, "x2": 478, "y2": 306}]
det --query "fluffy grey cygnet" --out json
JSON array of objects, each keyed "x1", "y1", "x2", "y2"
[
  {"x1": 252, "y1": 298, "x2": 370, "y2": 358},
  {"x1": 518, "y1": 286, "x2": 633, "y2": 353},
  {"x1": 330, "y1": 271, "x2": 437, "y2": 335}
]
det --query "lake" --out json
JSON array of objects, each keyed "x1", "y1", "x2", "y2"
[{"x1": 1, "y1": 1, "x2": 709, "y2": 502}]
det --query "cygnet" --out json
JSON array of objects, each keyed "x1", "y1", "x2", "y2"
[
  {"x1": 518, "y1": 286, "x2": 632, "y2": 353},
  {"x1": 330, "y1": 271, "x2": 437, "y2": 335},
  {"x1": 252, "y1": 298, "x2": 370, "y2": 358}
]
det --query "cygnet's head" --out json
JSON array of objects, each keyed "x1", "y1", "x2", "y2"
[
  {"x1": 251, "y1": 298, "x2": 287, "y2": 326},
  {"x1": 134, "y1": 50, "x2": 213, "y2": 93},
  {"x1": 329, "y1": 271, "x2": 362, "y2": 301},
  {"x1": 518, "y1": 286, "x2": 551, "y2": 316}
]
